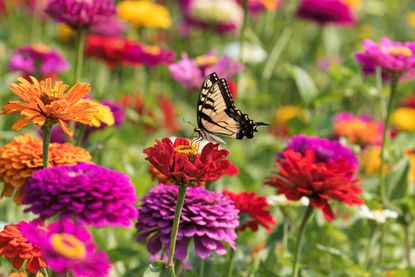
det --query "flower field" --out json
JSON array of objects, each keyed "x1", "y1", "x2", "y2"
[{"x1": 1, "y1": 0, "x2": 415, "y2": 276}]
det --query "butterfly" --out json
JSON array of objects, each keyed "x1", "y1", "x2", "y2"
[{"x1": 194, "y1": 72, "x2": 268, "y2": 144}]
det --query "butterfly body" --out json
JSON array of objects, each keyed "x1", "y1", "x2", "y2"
[{"x1": 195, "y1": 72, "x2": 268, "y2": 144}]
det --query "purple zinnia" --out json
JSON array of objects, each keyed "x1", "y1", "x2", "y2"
[
  {"x1": 296, "y1": 0, "x2": 356, "y2": 26},
  {"x1": 168, "y1": 51, "x2": 244, "y2": 90},
  {"x1": 282, "y1": 135, "x2": 358, "y2": 169},
  {"x1": 355, "y1": 37, "x2": 415, "y2": 80},
  {"x1": 90, "y1": 16, "x2": 126, "y2": 37},
  {"x1": 19, "y1": 220, "x2": 111, "y2": 277},
  {"x1": 23, "y1": 163, "x2": 138, "y2": 227},
  {"x1": 124, "y1": 44, "x2": 175, "y2": 67},
  {"x1": 45, "y1": 0, "x2": 116, "y2": 29},
  {"x1": 100, "y1": 100, "x2": 125, "y2": 127},
  {"x1": 136, "y1": 184, "x2": 239, "y2": 260},
  {"x1": 8, "y1": 44, "x2": 69, "y2": 78}
]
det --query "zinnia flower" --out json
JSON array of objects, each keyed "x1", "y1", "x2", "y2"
[
  {"x1": 144, "y1": 137, "x2": 239, "y2": 185},
  {"x1": 296, "y1": 0, "x2": 356, "y2": 26},
  {"x1": 0, "y1": 134, "x2": 92, "y2": 204},
  {"x1": 100, "y1": 100, "x2": 125, "y2": 127},
  {"x1": 0, "y1": 223, "x2": 47, "y2": 274},
  {"x1": 8, "y1": 44, "x2": 69, "y2": 78},
  {"x1": 282, "y1": 134, "x2": 358, "y2": 169},
  {"x1": 136, "y1": 184, "x2": 239, "y2": 260},
  {"x1": 222, "y1": 190, "x2": 276, "y2": 233},
  {"x1": 355, "y1": 37, "x2": 415, "y2": 80},
  {"x1": 124, "y1": 44, "x2": 175, "y2": 67},
  {"x1": 266, "y1": 149, "x2": 363, "y2": 221},
  {"x1": 269, "y1": 105, "x2": 308, "y2": 137},
  {"x1": 360, "y1": 145, "x2": 382, "y2": 175},
  {"x1": 391, "y1": 107, "x2": 415, "y2": 132},
  {"x1": 358, "y1": 205, "x2": 398, "y2": 223},
  {"x1": 1, "y1": 77, "x2": 97, "y2": 136},
  {"x1": 23, "y1": 163, "x2": 138, "y2": 227},
  {"x1": 90, "y1": 16, "x2": 126, "y2": 37},
  {"x1": 45, "y1": 0, "x2": 116, "y2": 29},
  {"x1": 223, "y1": 42, "x2": 267, "y2": 64},
  {"x1": 332, "y1": 112, "x2": 383, "y2": 146},
  {"x1": 19, "y1": 220, "x2": 110, "y2": 277},
  {"x1": 406, "y1": 149, "x2": 415, "y2": 182},
  {"x1": 168, "y1": 51, "x2": 243, "y2": 90},
  {"x1": 246, "y1": 0, "x2": 280, "y2": 14},
  {"x1": 117, "y1": 0, "x2": 171, "y2": 29}
]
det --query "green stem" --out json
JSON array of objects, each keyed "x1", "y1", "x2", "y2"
[
  {"x1": 199, "y1": 259, "x2": 205, "y2": 277},
  {"x1": 292, "y1": 204, "x2": 314, "y2": 277},
  {"x1": 237, "y1": 0, "x2": 249, "y2": 93},
  {"x1": 378, "y1": 74, "x2": 399, "y2": 205},
  {"x1": 41, "y1": 125, "x2": 52, "y2": 168},
  {"x1": 282, "y1": 214, "x2": 291, "y2": 255},
  {"x1": 167, "y1": 185, "x2": 188, "y2": 276},
  {"x1": 224, "y1": 247, "x2": 236, "y2": 277},
  {"x1": 73, "y1": 28, "x2": 86, "y2": 83},
  {"x1": 404, "y1": 224, "x2": 412, "y2": 267},
  {"x1": 363, "y1": 223, "x2": 376, "y2": 269},
  {"x1": 75, "y1": 125, "x2": 86, "y2": 146}
]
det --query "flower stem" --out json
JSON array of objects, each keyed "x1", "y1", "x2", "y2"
[
  {"x1": 41, "y1": 125, "x2": 52, "y2": 168},
  {"x1": 404, "y1": 224, "x2": 412, "y2": 267},
  {"x1": 74, "y1": 28, "x2": 86, "y2": 83},
  {"x1": 167, "y1": 184, "x2": 187, "y2": 275},
  {"x1": 292, "y1": 204, "x2": 314, "y2": 277},
  {"x1": 199, "y1": 259, "x2": 205, "y2": 277},
  {"x1": 75, "y1": 125, "x2": 86, "y2": 146},
  {"x1": 377, "y1": 74, "x2": 399, "y2": 264},
  {"x1": 225, "y1": 247, "x2": 236, "y2": 277},
  {"x1": 363, "y1": 223, "x2": 376, "y2": 269}
]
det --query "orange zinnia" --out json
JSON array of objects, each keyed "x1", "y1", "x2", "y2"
[
  {"x1": 0, "y1": 134, "x2": 92, "y2": 204},
  {"x1": 0, "y1": 224, "x2": 47, "y2": 274},
  {"x1": 1, "y1": 77, "x2": 97, "y2": 136}
]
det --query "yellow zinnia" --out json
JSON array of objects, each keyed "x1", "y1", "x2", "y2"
[
  {"x1": 391, "y1": 107, "x2": 415, "y2": 132},
  {"x1": 117, "y1": 0, "x2": 171, "y2": 29},
  {"x1": 79, "y1": 100, "x2": 115, "y2": 128}
]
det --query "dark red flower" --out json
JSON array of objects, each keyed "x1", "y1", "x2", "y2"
[
  {"x1": 144, "y1": 138, "x2": 239, "y2": 185},
  {"x1": 266, "y1": 149, "x2": 363, "y2": 221},
  {"x1": 222, "y1": 190, "x2": 276, "y2": 233}
]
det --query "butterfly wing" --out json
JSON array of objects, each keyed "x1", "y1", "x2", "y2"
[{"x1": 196, "y1": 74, "x2": 268, "y2": 142}]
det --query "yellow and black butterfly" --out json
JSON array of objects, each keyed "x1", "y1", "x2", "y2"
[{"x1": 194, "y1": 72, "x2": 268, "y2": 144}]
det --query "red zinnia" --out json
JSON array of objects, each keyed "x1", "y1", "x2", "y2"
[
  {"x1": 0, "y1": 223, "x2": 47, "y2": 273},
  {"x1": 266, "y1": 149, "x2": 363, "y2": 221},
  {"x1": 222, "y1": 190, "x2": 276, "y2": 233},
  {"x1": 144, "y1": 137, "x2": 238, "y2": 185}
]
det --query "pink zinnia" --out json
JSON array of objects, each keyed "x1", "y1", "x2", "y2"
[{"x1": 296, "y1": 0, "x2": 356, "y2": 26}]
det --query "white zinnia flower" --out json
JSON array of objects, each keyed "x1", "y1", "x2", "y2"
[
  {"x1": 358, "y1": 205, "x2": 398, "y2": 223},
  {"x1": 267, "y1": 195, "x2": 310, "y2": 207},
  {"x1": 224, "y1": 42, "x2": 267, "y2": 64}
]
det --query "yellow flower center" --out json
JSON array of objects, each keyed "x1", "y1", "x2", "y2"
[
  {"x1": 41, "y1": 88, "x2": 63, "y2": 104},
  {"x1": 175, "y1": 144, "x2": 198, "y2": 156},
  {"x1": 386, "y1": 46, "x2": 413, "y2": 57},
  {"x1": 143, "y1": 46, "x2": 161, "y2": 55},
  {"x1": 195, "y1": 55, "x2": 218, "y2": 67},
  {"x1": 32, "y1": 43, "x2": 51, "y2": 53},
  {"x1": 50, "y1": 233, "x2": 87, "y2": 259}
]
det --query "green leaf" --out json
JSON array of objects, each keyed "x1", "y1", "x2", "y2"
[
  {"x1": 289, "y1": 65, "x2": 319, "y2": 104},
  {"x1": 142, "y1": 260, "x2": 174, "y2": 277},
  {"x1": 386, "y1": 158, "x2": 409, "y2": 201},
  {"x1": 256, "y1": 261, "x2": 280, "y2": 277},
  {"x1": 107, "y1": 247, "x2": 139, "y2": 263}
]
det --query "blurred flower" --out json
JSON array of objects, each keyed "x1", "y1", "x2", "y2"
[
  {"x1": 157, "y1": 95, "x2": 180, "y2": 133},
  {"x1": 9, "y1": 44, "x2": 69, "y2": 78},
  {"x1": 23, "y1": 163, "x2": 138, "y2": 227},
  {"x1": 360, "y1": 145, "x2": 382, "y2": 175},
  {"x1": 358, "y1": 205, "x2": 398, "y2": 223},
  {"x1": 355, "y1": 37, "x2": 415, "y2": 80},
  {"x1": 1, "y1": 77, "x2": 96, "y2": 136},
  {"x1": 269, "y1": 106, "x2": 308, "y2": 137},
  {"x1": 117, "y1": 0, "x2": 171, "y2": 29},
  {"x1": 223, "y1": 42, "x2": 267, "y2": 64},
  {"x1": 100, "y1": 100, "x2": 125, "y2": 127},
  {"x1": 407, "y1": 11, "x2": 415, "y2": 28},
  {"x1": 144, "y1": 137, "x2": 238, "y2": 185},
  {"x1": 56, "y1": 24, "x2": 75, "y2": 42},
  {"x1": 267, "y1": 149, "x2": 363, "y2": 221},
  {"x1": 124, "y1": 44, "x2": 175, "y2": 67},
  {"x1": 168, "y1": 51, "x2": 243, "y2": 90},
  {"x1": 90, "y1": 16, "x2": 126, "y2": 37},
  {"x1": 45, "y1": 0, "x2": 116, "y2": 29},
  {"x1": 406, "y1": 149, "x2": 415, "y2": 182},
  {"x1": 0, "y1": 223, "x2": 46, "y2": 274},
  {"x1": 282, "y1": 134, "x2": 358, "y2": 169},
  {"x1": 136, "y1": 184, "x2": 239, "y2": 260},
  {"x1": 400, "y1": 94, "x2": 415, "y2": 109},
  {"x1": 222, "y1": 190, "x2": 276, "y2": 233},
  {"x1": 0, "y1": 134, "x2": 91, "y2": 204},
  {"x1": 296, "y1": 0, "x2": 356, "y2": 26},
  {"x1": 180, "y1": 0, "x2": 243, "y2": 34},
  {"x1": 391, "y1": 107, "x2": 415, "y2": 132},
  {"x1": 19, "y1": 220, "x2": 110, "y2": 276},
  {"x1": 266, "y1": 194, "x2": 310, "y2": 207},
  {"x1": 79, "y1": 99, "x2": 114, "y2": 128},
  {"x1": 246, "y1": 0, "x2": 280, "y2": 14},
  {"x1": 332, "y1": 112, "x2": 383, "y2": 147}
]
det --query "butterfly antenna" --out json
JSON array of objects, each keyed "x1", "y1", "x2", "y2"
[{"x1": 181, "y1": 118, "x2": 197, "y2": 129}]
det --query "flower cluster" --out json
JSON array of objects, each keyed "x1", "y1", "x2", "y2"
[
  {"x1": 1, "y1": 77, "x2": 97, "y2": 136},
  {"x1": 168, "y1": 51, "x2": 243, "y2": 90},
  {"x1": 332, "y1": 112, "x2": 383, "y2": 147},
  {"x1": 0, "y1": 134, "x2": 91, "y2": 203},
  {"x1": 23, "y1": 163, "x2": 138, "y2": 227},
  {"x1": 19, "y1": 220, "x2": 111, "y2": 276},
  {"x1": 222, "y1": 190, "x2": 276, "y2": 233},
  {"x1": 9, "y1": 44, "x2": 69, "y2": 78},
  {"x1": 144, "y1": 137, "x2": 239, "y2": 185},
  {"x1": 136, "y1": 184, "x2": 239, "y2": 260}
]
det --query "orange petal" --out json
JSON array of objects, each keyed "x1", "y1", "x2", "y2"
[
  {"x1": 12, "y1": 117, "x2": 32, "y2": 131},
  {"x1": 58, "y1": 119, "x2": 73, "y2": 136}
]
